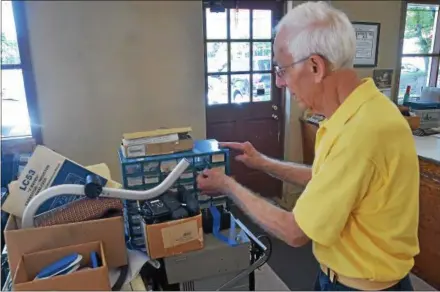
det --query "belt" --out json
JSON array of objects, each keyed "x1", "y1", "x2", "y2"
[{"x1": 320, "y1": 264, "x2": 399, "y2": 291}]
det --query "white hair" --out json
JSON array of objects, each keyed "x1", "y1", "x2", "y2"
[{"x1": 275, "y1": 1, "x2": 356, "y2": 70}]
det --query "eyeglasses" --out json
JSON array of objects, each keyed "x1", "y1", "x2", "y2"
[{"x1": 274, "y1": 56, "x2": 311, "y2": 79}]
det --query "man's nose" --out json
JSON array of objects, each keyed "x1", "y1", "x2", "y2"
[{"x1": 275, "y1": 75, "x2": 286, "y2": 88}]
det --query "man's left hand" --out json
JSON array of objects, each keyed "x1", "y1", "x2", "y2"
[{"x1": 196, "y1": 168, "x2": 234, "y2": 196}]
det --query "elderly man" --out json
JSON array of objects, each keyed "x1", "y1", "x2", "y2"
[{"x1": 197, "y1": 1, "x2": 419, "y2": 291}]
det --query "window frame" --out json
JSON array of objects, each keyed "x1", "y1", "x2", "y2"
[
  {"x1": 2, "y1": 1, "x2": 42, "y2": 144},
  {"x1": 396, "y1": 0, "x2": 440, "y2": 102}
]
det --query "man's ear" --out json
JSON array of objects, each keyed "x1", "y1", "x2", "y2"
[{"x1": 309, "y1": 55, "x2": 326, "y2": 82}]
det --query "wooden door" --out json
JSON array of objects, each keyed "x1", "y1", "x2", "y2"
[{"x1": 203, "y1": 0, "x2": 286, "y2": 198}]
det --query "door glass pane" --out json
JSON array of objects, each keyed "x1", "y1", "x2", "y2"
[
  {"x1": 205, "y1": 8, "x2": 227, "y2": 40},
  {"x1": 231, "y1": 74, "x2": 250, "y2": 104},
  {"x1": 207, "y1": 42, "x2": 228, "y2": 73},
  {"x1": 253, "y1": 73, "x2": 271, "y2": 102},
  {"x1": 1, "y1": 1, "x2": 21, "y2": 65},
  {"x1": 253, "y1": 42, "x2": 272, "y2": 71},
  {"x1": 207, "y1": 75, "x2": 228, "y2": 105},
  {"x1": 1, "y1": 69, "x2": 31, "y2": 137},
  {"x1": 252, "y1": 10, "x2": 272, "y2": 39},
  {"x1": 398, "y1": 57, "x2": 431, "y2": 99},
  {"x1": 403, "y1": 4, "x2": 439, "y2": 54},
  {"x1": 231, "y1": 42, "x2": 250, "y2": 72},
  {"x1": 230, "y1": 9, "x2": 250, "y2": 39}
]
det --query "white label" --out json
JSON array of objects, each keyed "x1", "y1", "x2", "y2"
[
  {"x1": 144, "y1": 176, "x2": 160, "y2": 184},
  {"x1": 127, "y1": 145, "x2": 146, "y2": 157},
  {"x1": 127, "y1": 176, "x2": 143, "y2": 187},
  {"x1": 212, "y1": 154, "x2": 225, "y2": 163}
]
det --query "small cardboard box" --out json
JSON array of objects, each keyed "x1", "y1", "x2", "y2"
[
  {"x1": 13, "y1": 241, "x2": 110, "y2": 291},
  {"x1": 121, "y1": 127, "x2": 194, "y2": 158},
  {"x1": 5, "y1": 215, "x2": 127, "y2": 274},
  {"x1": 143, "y1": 213, "x2": 204, "y2": 259}
]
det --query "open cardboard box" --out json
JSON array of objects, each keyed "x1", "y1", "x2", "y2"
[
  {"x1": 13, "y1": 241, "x2": 110, "y2": 291},
  {"x1": 5, "y1": 215, "x2": 127, "y2": 274},
  {"x1": 143, "y1": 213, "x2": 204, "y2": 259}
]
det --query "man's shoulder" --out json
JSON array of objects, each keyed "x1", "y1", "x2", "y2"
[{"x1": 340, "y1": 94, "x2": 415, "y2": 158}]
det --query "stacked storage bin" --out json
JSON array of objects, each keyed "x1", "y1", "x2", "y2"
[{"x1": 118, "y1": 139, "x2": 231, "y2": 250}]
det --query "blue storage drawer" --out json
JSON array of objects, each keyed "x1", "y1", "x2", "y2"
[{"x1": 118, "y1": 139, "x2": 231, "y2": 250}]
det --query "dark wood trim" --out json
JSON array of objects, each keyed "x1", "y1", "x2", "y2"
[
  {"x1": 402, "y1": 53, "x2": 440, "y2": 57},
  {"x1": 11, "y1": 1, "x2": 43, "y2": 145}
]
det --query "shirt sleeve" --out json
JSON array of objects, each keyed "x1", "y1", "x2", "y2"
[{"x1": 293, "y1": 148, "x2": 376, "y2": 247}]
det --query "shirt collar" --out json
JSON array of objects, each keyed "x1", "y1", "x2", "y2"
[{"x1": 320, "y1": 78, "x2": 378, "y2": 131}]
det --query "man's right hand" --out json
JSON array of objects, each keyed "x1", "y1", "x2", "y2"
[{"x1": 219, "y1": 141, "x2": 266, "y2": 170}]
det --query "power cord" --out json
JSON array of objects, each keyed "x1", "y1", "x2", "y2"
[{"x1": 254, "y1": 234, "x2": 273, "y2": 269}]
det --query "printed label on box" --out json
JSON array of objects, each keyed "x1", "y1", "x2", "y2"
[
  {"x1": 161, "y1": 221, "x2": 198, "y2": 248},
  {"x1": 127, "y1": 145, "x2": 146, "y2": 157}
]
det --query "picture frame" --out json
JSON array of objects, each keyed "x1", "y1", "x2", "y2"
[{"x1": 352, "y1": 22, "x2": 381, "y2": 68}]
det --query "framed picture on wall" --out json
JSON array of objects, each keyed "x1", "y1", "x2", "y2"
[{"x1": 352, "y1": 22, "x2": 380, "y2": 67}]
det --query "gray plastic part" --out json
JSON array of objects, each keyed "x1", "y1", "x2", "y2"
[
  {"x1": 164, "y1": 230, "x2": 251, "y2": 285},
  {"x1": 179, "y1": 271, "x2": 249, "y2": 291}
]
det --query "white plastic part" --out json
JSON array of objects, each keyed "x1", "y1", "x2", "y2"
[{"x1": 21, "y1": 158, "x2": 191, "y2": 229}]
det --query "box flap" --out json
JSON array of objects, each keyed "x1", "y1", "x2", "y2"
[{"x1": 123, "y1": 127, "x2": 192, "y2": 140}]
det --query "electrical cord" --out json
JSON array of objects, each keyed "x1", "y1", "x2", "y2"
[{"x1": 255, "y1": 234, "x2": 273, "y2": 269}]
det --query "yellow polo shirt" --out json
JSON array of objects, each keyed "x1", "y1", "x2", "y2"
[{"x1": 293, "y1": 78, "x2": 420, "y2": 282}]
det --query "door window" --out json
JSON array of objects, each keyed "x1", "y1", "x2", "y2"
[{"x1": 205, "y1": 7, "x2": 274, "y2": 105}]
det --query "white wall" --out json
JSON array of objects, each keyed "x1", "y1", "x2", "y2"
[{"x1": 25, "y1": 1, "x2": 206, "y2": 180}]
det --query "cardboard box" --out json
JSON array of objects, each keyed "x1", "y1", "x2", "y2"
[
  {"x1": 2, "y1": 145, "x2": 110, "y2": 218},
  {"x1": 5, "y1": 215, "x2": 127, "y2": 274},
  {"x1": 13, "y1": 241, "x2": 110, "y2": 291},
  {"x1": 143, "y1": 213, "x2": 204, "y2": 259},
  {"x1": 121, "y1": 127, "x2": 194, "y2": 158}
]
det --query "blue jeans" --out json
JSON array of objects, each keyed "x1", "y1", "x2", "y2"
[{"x1": 314, "y1": 270, "x2": 414, "y2": 291}]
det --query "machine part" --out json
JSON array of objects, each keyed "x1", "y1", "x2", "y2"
[
  {"x1": 164, "y1": 231, "x2": 251, "y2": 285},
  {"x1": 22, "y1": 158, "x2": 191, "y2": 228},
  {"x1": 178, "y1": 185, "x2": 200, "y2": 216},
  {"x1": 202, "y1": 205, "x2": 230, "y2": 234},
  {"x1": 215, "y1": 217, "x2": 272, "y2": 291},
  {"x1": 180, "y1": 271, "x2": 249, "y2": 291}
]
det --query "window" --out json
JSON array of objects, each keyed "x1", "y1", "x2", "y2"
[
  {"x1": 398, "y1": 3, "x2": 440, "y2": 103},
  {"x1": 1, "y1": 1, "x2": 36, "y2": 139},
  {"x1": 204, "y1": 6, "x2": 274, "y2": 105}
]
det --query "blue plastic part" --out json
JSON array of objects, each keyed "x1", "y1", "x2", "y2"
[
  {"x1": 35, "y1": 253, "x2": 80, "y2": 279},
  {"x1": 90, "y1": 251, "x2": 98, "y2": 268}
]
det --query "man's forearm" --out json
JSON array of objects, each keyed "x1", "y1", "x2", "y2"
[
  {"x1": 259, "y1": 156, "x2": 312, "y2": 186},
  {"x1": 225, "y1": 180, "x2": 309, "y2": 247}
]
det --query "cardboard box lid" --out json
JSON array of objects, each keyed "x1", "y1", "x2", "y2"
[{"x1": 123, "y1": 127, "x2": 192, "y2": 140}]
